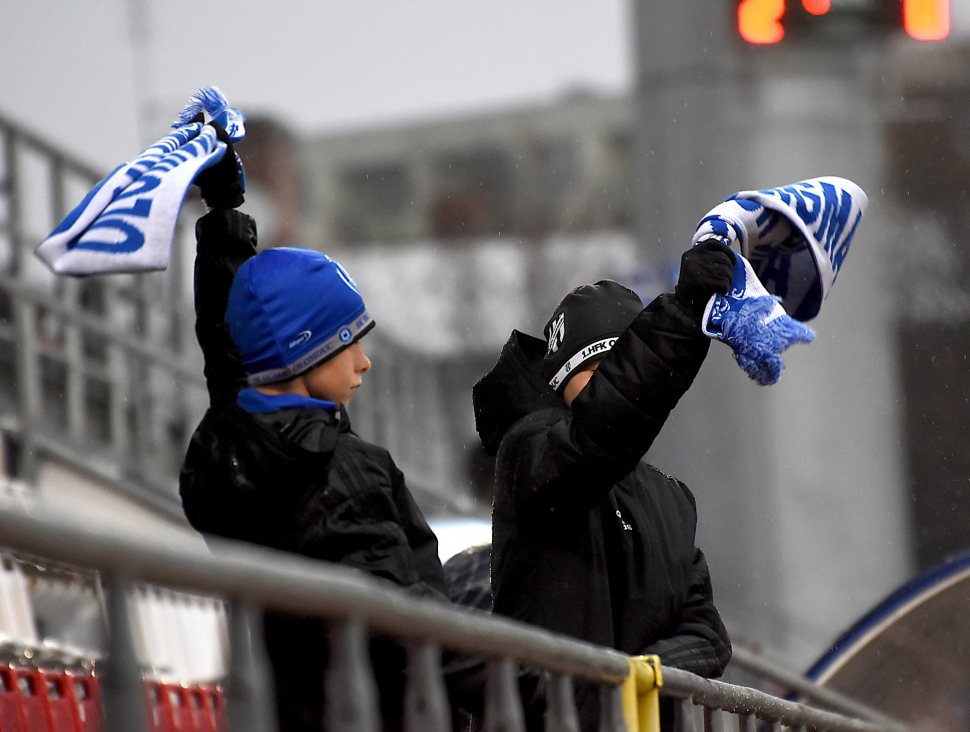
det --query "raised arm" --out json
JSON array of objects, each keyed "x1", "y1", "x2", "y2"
[
  {"x1": 194, "y1": 210, "x2": 257, "y2": 404},
  {"x1": 191, "y1": 122, "x2": 255, "y2": 405},
  {"x1": 504, "y1": 291, "x2": 712, "y2": 517},
  {"x1": 503, "y1": 242, "x2": 735, "y2": 517}
]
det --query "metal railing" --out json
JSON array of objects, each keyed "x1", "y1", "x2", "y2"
[
  {"x1": 0, "y1": 111, "x2": 206, "y2": 519},
  {"x1": 0, "y1": 506, "x2": 909, "y2": 732},
  {"x1": 725, "y1": 646, "x2": 902, "y2": 727}
]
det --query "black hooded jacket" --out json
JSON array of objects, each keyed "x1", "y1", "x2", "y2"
[
  {"x1": 473, "y1": 292, "x2": 731, "y2": 683},
  {"x1": 179, "y1": 209, "x2": 447, "y2": 732}
]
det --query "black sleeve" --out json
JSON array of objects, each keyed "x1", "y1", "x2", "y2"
[
  {"x1": 640, "y1": 548, "x2": 732, "y2": 678},
  {"x1": 388, "y1": 462, "x2": 449, "y2": 596},
  {"x1": 501, "y1": 293, "x2": 710, "y2": 517},
  {"x1": 193, "y1": 209, "x2": 258, "y2": 405},
  {"x1": 570, "y1": 292, "x2": 711, "y2": 466}
]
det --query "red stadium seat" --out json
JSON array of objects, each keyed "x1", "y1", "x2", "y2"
[
  {"x1": 65, "y1": 674, "x2": 101, "y2": 732},
  {"x1": 37, "y1": 671, "x2": 78, "y2": 732},
  {"x1": 12, "y1": 670, "x2": 51, "y2": 732},
  {"x1": 161, "y1": 684, "x2": 196, "y2": 732},
  {"x1": 0, "y1": 666, "x2": 27, "y2": 732},
  {"x1": 186, "y1": 687, "x2": 214, "y2": 732},
  {"x1": 207, "y1": 686, "x2": 226, "y2": 732},
  {"x1": 144, "y1": 681, "x2": 172, "y2": 732}
]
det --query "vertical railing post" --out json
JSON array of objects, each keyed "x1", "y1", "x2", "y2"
[
  {"x1": 12, "y1": 297, "x2": 39, "y2": 482},
  {"x1": 598, "y1": 684, "x2": 626, "y2": 732},
  {"x1": 404, "y1": 640, "x2": 449, "y2": 732},
  {"x1": 6, "y1": 129, "x2": 39, "y2": 482},
  {"x1": 107, "y1": 337, "x2": 130, "y2": 471},
  {"x1": 64, "y1": 318, "x2": 86, "y2": 446},
  {"x1": 100, "y1": 575, "x2": 148, "y2": 732},
  {"x1": 737, "y1": 714, "x2": 756, "y2": 732},
  {"x1": 544, "y1": 672, "x2": 579, "y2": 732},
  {"x1": 704, "y1": 707, "x2": 728, "y2": 732},
  {"x1": 484, "y1": 657, "x2": 525, "y2": 732},
  {"x1": 325, "y1": 616, "x2": 381, "y2": 732},
  {"x1": 225, "y1": 601, "x2": 278, "y2": 732},
  {"x1": 675, "y1": 698, "x2": 696, "y2": 732}
]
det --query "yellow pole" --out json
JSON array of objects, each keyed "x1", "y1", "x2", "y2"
[
  {"x1": 622, "y1": 655, "x2": 663, "y2": 732},
  {"x1": 637, "y1": 656, "x2": 663, "y2": 732},
  {"x1": 622, "y1": 659, "x2": 640, "y2": 730}
]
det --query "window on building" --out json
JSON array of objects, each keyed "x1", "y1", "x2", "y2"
[
  {"x1": 536, "y1": 137, "x2": 582, "y2": 200},
  {"x1": 430, "y1": 148, "x2": 514, "y2": 239},
  {"x1": 335, "y1": 163, "x2": 419, "y2": 244}
]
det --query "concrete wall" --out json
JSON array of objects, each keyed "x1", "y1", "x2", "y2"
[{"x1": 634, "y1": 1, "x2": 914, "y2": 669}]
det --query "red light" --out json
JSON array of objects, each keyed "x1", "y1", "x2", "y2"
[
  {"x1": 738, "y1": 0, "x2": 785, "y2": 43},
  {"x1": 802, "y1": 0, "x2": 831, "y2": 15},
  {"x1": 903, "y1": 0, "x2": 950, "y2": 40}
]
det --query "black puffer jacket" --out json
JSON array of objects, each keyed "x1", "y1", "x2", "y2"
[
  {"x1": 473, "y1": 293, "x2": 731, "y2": 727},
  {"x1": 179, "y1": 209, "x2": 447, "y2": 732}
]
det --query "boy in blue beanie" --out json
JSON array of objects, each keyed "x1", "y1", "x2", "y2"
[{"x1": 178, "y1": 124, "x2": 447, "y2": 732}]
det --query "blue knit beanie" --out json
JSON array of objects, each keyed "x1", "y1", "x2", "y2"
[{"x1": 225, "y1": 248, "x2": 375, "y2": 386}]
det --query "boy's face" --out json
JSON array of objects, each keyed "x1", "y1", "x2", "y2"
[
  {"x1": 302, "y1": 341, "x2": 372, "y2": 406},
  {"x1": 563, "y1": 360, "x2": 602, "y2": 407}
]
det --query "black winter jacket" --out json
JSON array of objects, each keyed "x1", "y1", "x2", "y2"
[
  {"x1": 179, "y1": 209, "x2": 447, "y2": 732},
  {"x1": 473, "y1": 293, "x2": 731, "y2": 727}
]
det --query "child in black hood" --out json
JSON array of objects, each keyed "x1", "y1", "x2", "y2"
[{"x1": 473, "y1": 244, "x2": 735, "y2": 730}]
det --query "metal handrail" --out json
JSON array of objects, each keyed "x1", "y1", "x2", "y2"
[
  {"x1": 0, "y1": 271, "x2": 205, "y2": 385},
  {"x1": 0, "y1": 112, "x2": 105, "y2": 181},
  {"x1": 0, "y1": 505, "x2": 908, "y2": 732},
  {"x1": 727, "y1": 645, "x2": 901, "y2": 728}
]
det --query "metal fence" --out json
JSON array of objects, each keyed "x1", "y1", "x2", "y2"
[
  {"x1": 0, "y1": 506, "x2": 910, "y2": 732},
  {"x1": 0, "y1": 111, "x2": 207, "y2": 520}
]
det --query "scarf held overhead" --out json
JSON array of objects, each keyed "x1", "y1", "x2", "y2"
[
  {"x1": 692, "y1": 177, "x2": 867, "y2": 385},
  {"x1": 35, "y1": 87, "x2": 245, "y2": 276}
]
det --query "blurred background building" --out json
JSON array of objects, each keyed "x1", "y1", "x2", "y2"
[{"x1": 0, "y1": 0, "x2": 968, "y2": 679}]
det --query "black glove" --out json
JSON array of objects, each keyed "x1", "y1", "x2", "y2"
[
  {"x1": 674, "y1": 239, "x2": 737, "y2": 317},
  {"x1": 194, "y1": 120, "x2": 245, "y2": 209}
]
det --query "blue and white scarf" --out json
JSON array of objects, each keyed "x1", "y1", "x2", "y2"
[
  {"x1": 692, "y1": 177, "x2": 868, "y2": 385},
  {"x1": 35, "y1": 88, "x2": 245, "y2": 276}
]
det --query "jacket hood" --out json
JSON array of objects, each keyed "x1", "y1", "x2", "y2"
[{"x1": 473, "y1": 330, "x2": 564, "y2": 456}]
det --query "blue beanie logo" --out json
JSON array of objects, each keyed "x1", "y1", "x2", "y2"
[
  {"x1": 289, "y1": 330, "x2": 312, "y2": 349},
  {"x1": 339, "y1": 327, "x2": 353, "y2": 343},
  {"x1": 333, "y1": 260, "x2": 361, "y2": 295}
]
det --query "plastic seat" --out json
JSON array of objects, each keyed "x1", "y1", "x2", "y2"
[
  {"x1": 37, "y1": 671, "x2": 77, "y2": 732},
  {"x1": 0, "y1": 666, "x2": 27, "y2": 732},
  {"x1": 144, "y1": 681, "x2": 172, "y2": 732},
  {"x1": 11, "y1": 669, "x2": 51, "y2": 732},
  {"x1": 186, "y1": 687, "x2": 215, "y2": 732},
  {"x1": 65, "y1": 674, "x2": 101, "y2": 732},
  {"x1": 168, "y1": 684, "x2": 201, "y2": 732}
]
